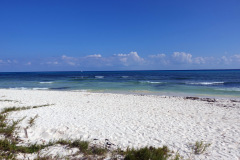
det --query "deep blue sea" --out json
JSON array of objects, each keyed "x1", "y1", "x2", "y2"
[{"x1": 0, "y1": 70, "x2": 240, "y2": 98}]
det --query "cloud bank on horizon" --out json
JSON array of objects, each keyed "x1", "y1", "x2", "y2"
[{"x1": 0, "y1": 51, "x2": 240, "y2": 71}]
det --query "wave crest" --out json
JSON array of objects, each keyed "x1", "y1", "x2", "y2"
[
  {"x1": 95, "y1": 76, "x2": 104, "y2": 79},
  {"x1": 140, "y1": 81, "x2": 163, "y2": 84},
  {"x1": 187, "y1": 82, "x2": 224, "y2": 85},
  {"x1": 33, "y1": 88, "x2": 49, "y2": 90},
  {"x1": 39, "y1": 82, "x2": 53, "y2": 84}
]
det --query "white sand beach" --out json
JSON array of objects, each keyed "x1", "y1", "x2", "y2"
[{"x1": 0, "y1": 89, "x2": 239, "y2": 159}]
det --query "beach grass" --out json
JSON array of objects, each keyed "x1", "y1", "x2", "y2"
[
  {"x1": 70, "y1": 139, "x2": 89, "y2": 152},
  {"x1": 1, "y1": 104, "x2": 53, "y2": 114},
  {"x1": 0, "y1": 117, "x2": 24, "y2": 138},
  {"x1": 0, "y1": 104, "x2": 212, "y2": 159},
  {"x1": 28, "y1": 114, "x2": 39, "y2": 128},
  {"x1": 0, "y1": 99, "x2": 19, "y2": 103},
  {"x1": 124, "y1": 146, "x2": 171, "y2": 160},
  {"x1": 89, "y1": 145, "x2": 108, "y2": 155},
  {"x1": 192, "y1": 141, "x2": 211, "y2": 155},
  {"x1": 0, "y1": 109, "x2": 174, "y2": 159}
]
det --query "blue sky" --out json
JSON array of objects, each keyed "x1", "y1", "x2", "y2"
[{"x1": 0, "y1": 0, "x2": 240, "y2": 71}]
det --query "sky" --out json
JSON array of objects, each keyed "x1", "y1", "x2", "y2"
[{"x1": 0, "y1": 0, "x2": 240, "y2": 71}]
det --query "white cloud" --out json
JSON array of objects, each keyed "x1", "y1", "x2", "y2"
[
  {"x1": 149, "y1": 52, "x2": 219, "y2": 66},
  {"x1": 219, "y1": 54, "x2": 240, "y2": 64},
  {"x1": 172, "y1": 52, "x2": 192, "y2": 63},
  {"x1": 221, "y1": 56, "x2": 232, "y2": 64},
  {"x1": 116, "y1": 54, "x2": 127, "y2": 57},
  {"x1": 116, "y1": 52, "x2": 144, "y2": 61},
  {"x1": 194, "y1": 57, "x2": 206, "y2": 64},
  {"x1": 130, "y1": 51, "x2": 144, "y2": 62},
  {"x1": 232, "y1": 54, "x2": 240, "y2": 62},
  {"x1": 61, "y1": 55, "x2": 79, "y2": 66},
  {"x1": 119, "y1": 57, "x2": 127, "y2": 63},
  {"x1": 46, "y1": 61, "x2": 59, "y2": 65},
  {"x1": 149, "y1": 54, "x2": 166, "y2": 58},
  {"x1": 114, "y1": 51, "x2": 144, "y2": 66},
  {"x1": 67, "y1": 62, "x2": 76, "y2": 66},
  {"x1": 62, "y1": 55, "x2": 76, "y2": 60},
  {"x1": 0, "y1": 59, "x2": 17, "y2": 65},
  {"x1": 86, "y1": 54, "x2": 102, "y2": 58},
  {"x1": 148, "y1": 54, "x2": 169, "y2": 65},
  {"x1": 24, "y1": 52, "x2": 240, "y2": 70},
  {"x1": 43, "y1": 52, "x2": 145, "y2": 68},
  {"x1": 61, "y1": 55, "x2": 68, "y2": 60}
]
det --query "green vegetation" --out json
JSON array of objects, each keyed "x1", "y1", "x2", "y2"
[
  {"x1": 28, "y1": 114, "x2": 39, "y2": 127},
  {"x1": 124, "y1": 146, "x2": 171, "y2": 160},
  {"x1": 0, "y1": 104, "x2": 54, "y2": 159},
  {"x1": 34, "y1": 155, "x2": 57, "y2": 160},
  {"x1": 54, "y1": 139, "x2": 107, "y2": 156},
  {"x1": 90, "y1": 145, "x2": 108, "y2": 155},
  {"x1": 70, "y1": 140, "x2": 89, "y2": 152},
  {"x1": 192, "y1": 141, "x2": 211, "y2": 155},
  {"x1": 0, "y1": 113, "x2": 7, "y2": 128},
  {"x1": 54, "y1": 139, "x2": 71, "y2": 145},
  {"x1": 0, "y1": 119, "x2": 18, "y2": 138},
  {"x1": 1, "y1": 104, "x2": 53, "y2": 114},
  {"x1": 172, "y1": 152, "x2": 183, "y2": 160},
  {"x1": 0, "y1": 99, "x2": 19, "y2": 103},
  {"x1": 0, "y1": 139, "x2": 52, "y2": 154},
  {"x1": 1, "y1": 106, "x2": 30, "y2": 114},
  {"x1": 0, "y1": 104, "x2": 211, "y2": 159}
]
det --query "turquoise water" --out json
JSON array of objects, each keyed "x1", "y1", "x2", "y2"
[{"x1": 0, "y1": 70, "x2": 240, "y2": 98}]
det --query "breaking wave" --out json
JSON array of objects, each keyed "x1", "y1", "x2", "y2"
[
  {"x1": 39, "y1": 82, "x2": 53, "y2": 84},
  {"x1": 140, "y1": 81, "x2": 163, "y2": 84},
  {"x1": 33, "y1": 88, "x2": 49, "y2": 90},
  {"x1": 187, "y1": 82, "x2": 224, "y2": 85},
  {"x1": 95, "y1": 76, "x2": 104, "y2": 79}
]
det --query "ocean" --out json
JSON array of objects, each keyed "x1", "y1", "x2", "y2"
[{"x1": 0, "y1": 70, "x2": 240, "y2": 98}]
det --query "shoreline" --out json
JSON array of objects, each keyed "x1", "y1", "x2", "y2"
[
  {"x1": 4, "y1": 87, "x2": 240, "y2": 101},
  {"x1": 0, "y1": 89, "x2": 239, "y2": 159}
]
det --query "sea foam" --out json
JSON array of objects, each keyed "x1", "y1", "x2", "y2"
[
  {"x1": 95, "y1": 76, "x2": 104, "y2": 79},
  {"x1": 187, "y1": 82, "x2": 224, "y2": 85},
  {"x1": 121, "y1": 76, "x2": 129, "y2": 78},
  {"x1": 140, "y1": 81, "x2": 163, "y2": 84},
  {"x1": 215, "y1": 88, "x2": 240, "y2": 92},
  {"x1": 9, "y1": 87, "x2": 29, "y2": 90},
  {"x1": 33, "y1": 88, "x2": 49, "y2": 90},
  {"x1": 39, "y1": 82, "x2": 53, "y2": 84}
]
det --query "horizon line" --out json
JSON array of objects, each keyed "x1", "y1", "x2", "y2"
[{"x1": 0, "y1": 69, "x2": 240, "y2": 73}]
